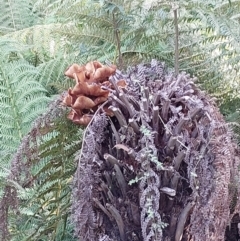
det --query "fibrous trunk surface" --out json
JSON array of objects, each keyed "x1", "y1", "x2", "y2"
[{"x1": 71, "y1": 60, "x2": 240, "y2": 241}]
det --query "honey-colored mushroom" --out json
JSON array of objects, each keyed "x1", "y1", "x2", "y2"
[
  {"x1": 72, "y1": 95, "x2": 96, "y2": 110},
  {"x1": 71, "y1": 73, "x2": 109, "y2": 97},
  {"x1": 63, "y1": 60, "x2": 127, "y2": 126},
  {"x1": 65, "y1": 64, "x2": 85, "y2": 79},
  {"x1": 67, "y1": 110, "x2": 92, "y2": 126},
  {"x1": 93, "y1": 65, "x2": 117, "y2": 82},
  {"x1": 62, "y1": 89, "x2": 77, "y2": 106}
]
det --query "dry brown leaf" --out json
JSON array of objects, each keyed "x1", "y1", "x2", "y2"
[{"x1": 117, "y1": 79, "x2": 127, "y2": 88}]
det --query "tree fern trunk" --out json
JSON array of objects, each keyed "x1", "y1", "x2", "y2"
[{"x1": 72, "y1": 60, "x2": 240, "y2": 241}]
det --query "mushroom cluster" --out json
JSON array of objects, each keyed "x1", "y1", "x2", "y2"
[{"x1": 63, "y1": 61, "x2": 125, "y2": 126}]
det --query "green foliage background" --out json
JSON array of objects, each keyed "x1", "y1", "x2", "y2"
[{"x1": 0, "y1": 0, "x2": 239, "y2": 240}]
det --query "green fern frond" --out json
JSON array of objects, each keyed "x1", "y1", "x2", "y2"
[
  {"x1": 0, "y1": 40, "x2": 50, "y2": 163},
  {"x1": 33, "y1": 0, "x2": 77, "y2": 17},
  {"x1": 7, "y1": 116, "x2": 82, "y2": 241},
  {"x1": 0, "y1": 0, "x2": 37, "y2": 34},
  {"x1": 1, "y1": 0, "x2": 240, "y2": 240},
  {"x1": 36, "y1": 52, "x2": 89, "y2": 92},
  {"x1": 5, "y1": 24, "x2": 75, "y2": 64},
  {"x1": 0, "y1": 106, "x2": 78, "y2": 238}
]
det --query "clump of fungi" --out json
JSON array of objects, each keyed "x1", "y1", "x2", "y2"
[{"x1": 63, "y1": 61, "x2": 126, "y2": 126}]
